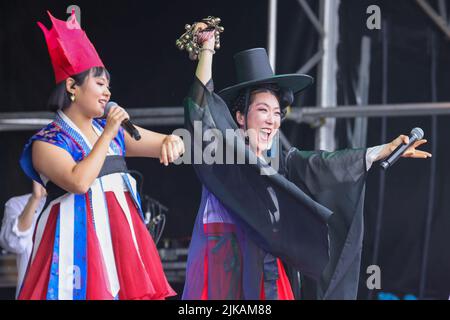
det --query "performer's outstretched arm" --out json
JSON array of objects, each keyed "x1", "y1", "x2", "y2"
[
  {"x1": 287, "y1": 133, "x2": 431, "y2": 196},
  {"x1": 124, "y1": 126, "x2": 184, "y2": 166}
]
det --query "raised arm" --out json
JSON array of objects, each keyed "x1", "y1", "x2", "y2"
[
  {"x1": 17, "y1": 182, "x2": 46, "y2": 232},
  {"x1": 194, "y1": 24, "x2": 216, "y2": 86}
]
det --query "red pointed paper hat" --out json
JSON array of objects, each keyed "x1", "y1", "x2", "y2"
[{"x1": 38, "y1": 11, "x2": 105, "y2": 84}]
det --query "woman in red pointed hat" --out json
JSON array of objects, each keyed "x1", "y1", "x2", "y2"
[
  {"x1": 181, "y1": 21, "x2": 431, "y2": 300},
  {"x1": 17, "y1": 11, "x2": 181, "y2": 300}
]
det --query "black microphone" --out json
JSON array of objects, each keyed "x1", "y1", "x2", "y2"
[
  {"x1": 104, "y1": 101, "x2": 141, "y2": 141},
  {"x1": 380, "y1": 127, "x2": 424, "y2": 170}
]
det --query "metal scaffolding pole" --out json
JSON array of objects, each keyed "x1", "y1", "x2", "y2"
[
  {"x1": 316, "y1": 0, "x2": 340, "y2": 151},
  {"x1": 419, "y1": 28, "x2": 439, "y2": 301},
  {"x1": 268, "y1": 0, "x2": 278, "y2": 71},
  {"x1": 416, "y1": 0, "x2": 450, "y2": 40},
  {"x1": 2, "y1": 103, "x2": 450, "y2": 131},
  {"x1": 296, "y1": 0, "x2": 325, "y2": 75},
  {"x1": 348, "y1": 36, "x2": 371, "y2": 148}
]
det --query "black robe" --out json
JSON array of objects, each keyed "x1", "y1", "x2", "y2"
[{"x1": 184, "y1": 77, "x2": 368, "y2": 299}]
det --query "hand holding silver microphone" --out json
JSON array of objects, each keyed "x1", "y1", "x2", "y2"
[{"x1": 380, "y1": 127, "x2": 432, "y2": 170}]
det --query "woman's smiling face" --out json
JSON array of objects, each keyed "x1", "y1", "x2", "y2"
[
  {"x1": 236, "y1": 90, "x2": 281, "y2": 156},
  {"x1": 68, "y1": 69, "x2": 111, "y2": 118}
]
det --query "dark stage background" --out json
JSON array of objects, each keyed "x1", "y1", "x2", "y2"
[{"x1": 0, "y1": 0, "x2": 449, "y2": 299}]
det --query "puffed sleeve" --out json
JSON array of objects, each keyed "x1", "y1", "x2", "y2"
[{"x1": 19, "y1": 123, "x2": 73, "y2": 186}]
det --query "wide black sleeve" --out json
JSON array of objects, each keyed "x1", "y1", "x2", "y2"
[{"x1": 286, "y1": 148, "x2": 368, "y2": 300}]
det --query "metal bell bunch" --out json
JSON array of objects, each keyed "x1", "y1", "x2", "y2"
[{"x1": 176, "y1": 16, "x2": 224, "y2": 61}]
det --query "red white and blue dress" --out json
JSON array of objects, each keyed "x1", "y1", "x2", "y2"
[{"x1": 18, "y1": 110, "x2": 176, "y2": 300}]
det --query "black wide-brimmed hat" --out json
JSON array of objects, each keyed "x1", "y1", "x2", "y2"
[{"x1": 218, "y1": 48, "x2": 313, "y2": 105}]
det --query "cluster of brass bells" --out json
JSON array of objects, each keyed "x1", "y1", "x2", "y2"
[{"x1": 176, "y1": 16, "x2": 224, "y2": 61}]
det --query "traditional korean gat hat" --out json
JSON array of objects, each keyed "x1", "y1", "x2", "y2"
[
  {"x1": 37, "y1": 10, "x2": 105, "y2": 84},
  {"x1": 219, "y1": 48, "x2": 313, "y2": 106}
]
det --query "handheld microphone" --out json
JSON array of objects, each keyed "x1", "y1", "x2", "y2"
[
  {"x1": 103, "y1": 101, "x2": 141, "y2": 140},
  {"x1": 380, "y1": 127, "x2": 424, "y2": 170}
]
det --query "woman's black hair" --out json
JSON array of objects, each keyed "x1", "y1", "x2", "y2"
[
  {"x1": 231, "y1": 83, "x2": 294, "y2": 123},
  {"x1": 47, "y1": 66, "x2": 110, "y2": 112}
]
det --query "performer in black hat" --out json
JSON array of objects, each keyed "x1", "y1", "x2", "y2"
[{"x1": 180, "y1": 20, "x2": 431, "y2": 300}]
